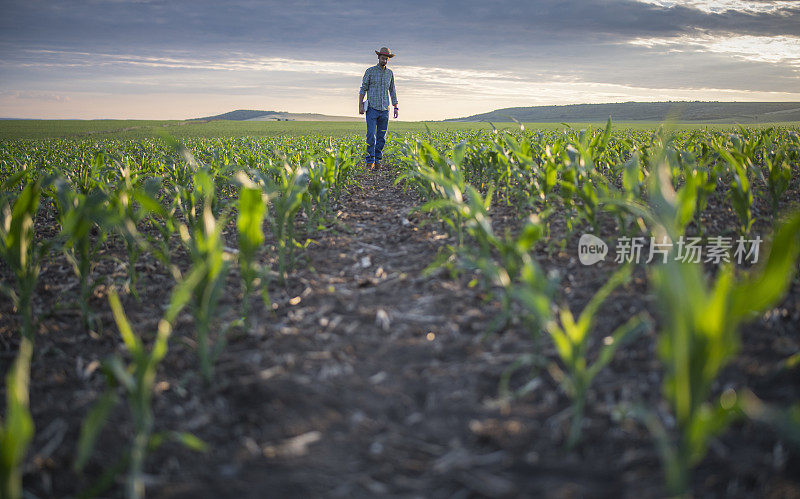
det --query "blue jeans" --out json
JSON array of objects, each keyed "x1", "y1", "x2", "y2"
[{"x1": 365, "y1": 106, "x2": 389, "y2": 164}]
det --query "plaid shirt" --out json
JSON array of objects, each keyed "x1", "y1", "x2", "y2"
[{"x1": 360, "y1": 64, "x2": 398, "y2": 111}]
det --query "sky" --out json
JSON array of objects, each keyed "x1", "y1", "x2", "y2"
[{"x1": 0, "y1": 0, "x2": 799, "y2": 121}]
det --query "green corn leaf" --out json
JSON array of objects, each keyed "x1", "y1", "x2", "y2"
[
  {"x1": 0, "y1": 282, "x2": 18, "y2": 308},
  {"x1": 74, "y1": 390, "x2": 119, "y2": 472},
  {"x1": 558, "y1": 308, "x2": 582, "y2": 345},
  {"x1": 621, "y1": 154, "x2": 642, "y2": 196},
  {"x1": 237, "y1": 186, "x2": 266, "y2": 254},
  {"x1": 108, "y1": 291, "x2": 143, "y2": 360},
  {"x1": 0, "y1": 170, "x2": 28, "y2": 194},
  {"x1": 103, "y1": 356, "x2": 136, "y2": 393},
  {"x1": 686, "y1": 396, "x2": 741, "y2": 465},
  {"x1": 515, "y1": 216, "x2": 545, "y2": 253},
  {"x1": 130, "y1": 189, "x2": 166, "y2": 218},
  {"x1": 730, "y1": 213, "x2": 800, "y2": 321},
  {"x1": 142, "y1": 177, "x2": 163, "y2": 197},
  {"x1": 6, "y1": 181, "x2": 41, "y2": 270},
  {"x1": 675, "y1": 170, "x2": 699, "y2": 231},
  {"x1": 547, "y1": 324, "x2": 574, "y2": 366},
  {"x1": 452, "y1": 141, "x2": 467, "y2": 167},
  {"x1": 0, "y1": 337, "x2": 34, "y2": 499},
  {"x1": 167, "y1": 432, "x2": 209, "y2": 453},
  {"x1": 588, "y1": 314, "x2": 648, "y2": 380},
  {"x1": 576, "y1": 265, "x2": 632, "y2": 335}
]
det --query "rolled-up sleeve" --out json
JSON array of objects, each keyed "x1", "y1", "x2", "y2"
[{"x1": 389, "y1": 73, "x2": 398, "y2": 107}]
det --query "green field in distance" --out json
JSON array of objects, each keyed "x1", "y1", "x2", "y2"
[{"x1": 1, "y1": 119, "x2": 797, "y2": 140}]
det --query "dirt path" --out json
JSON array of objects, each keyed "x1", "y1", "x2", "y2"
[
  {"x1": 142, "y1": 168, "x2": 648, "y2": 498},
  {"x1": 152, "y1": 168, "x2": 531, "y2": 497}
]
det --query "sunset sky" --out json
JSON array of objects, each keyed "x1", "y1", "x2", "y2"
[{"x1": 1, "y1": 0, "x2": 799, "y2": 121}]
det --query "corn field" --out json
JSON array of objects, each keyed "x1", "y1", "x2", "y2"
[{"x1": 1, "y1": 122, "x2": 799, "y2": 497}]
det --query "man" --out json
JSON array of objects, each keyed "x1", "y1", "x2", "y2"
[{"x1": 358, "y1": 47, "x2": 399, "y2": 170}]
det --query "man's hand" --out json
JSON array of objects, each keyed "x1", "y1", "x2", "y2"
[
  {"x1": 393, "y1": 107, "x2": 398, "y2": 119},
  {"x1": 359, "y1": 102, "x2": 365, "y2": 115}
]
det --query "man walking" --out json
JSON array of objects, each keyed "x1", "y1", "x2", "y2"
[{"x1": 359, "y1": 47, "x2": 398, "y2": 170}]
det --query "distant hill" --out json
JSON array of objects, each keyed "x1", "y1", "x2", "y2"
[
  {"x1": 192, "y1": 109, "x2": 361, "y2": 122},
  {"x1": 446, "y1": 102, "x2": 800, "y2": 123}
]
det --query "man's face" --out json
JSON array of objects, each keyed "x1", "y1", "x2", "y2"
[{"x1": 378, "y1": 55, "x2": 388, "y2": 67}]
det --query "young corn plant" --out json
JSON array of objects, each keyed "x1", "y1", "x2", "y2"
[
  {"x1": 494, "y1": 220, "x2": 558, "y2": 398},
  {"x1": 235, "y1": 172, "x2": 269, "y2": 324},
  {"x1": 558, "y1": 120, "x2": 615, "y2": 232},
  {"x1": 397, "y1": 139, "x2": 554, "y2": 332},
  {"x1": 607, "y1": 143, "x2": 706, "y2": 241},
  {"x1": 51, "y1": 176, "x2": 113, "y2": 330},
  {"x1": 325, "y1": 143, "x2": 358, "y2": 203},
  {"x1": 686, "y1": 166, "x2": 718, "y2": 235},
  {"x1": 106, "y1": 163, "x2": 164, "y2": 299},
  {"x1": 559, "y1": 151, "x2": 604, "y2": 232},
  {"x1": 396, "y1": 140, "x2": 470, "y2": 249},
  {"x1": 485, "y1": 130, "x2": 539, "y2": 208},
  {"x1": 180, "y1": 168, "x2": 233, "y2": 382},
  {"x1": 760, "y1": 146, "x2": 791, "y2": 215},
  {"x1": 74, "y1": 274, "x2": 206, "y2": 499},
  {"x1": 303, "y1": 158, "x2": 333, "y2": 232},
  {"x1": 536, "y1": 139, "x2": 565, "y2": 203},
  {"x1": 0, "y1": 173, "x2": 48, "y2": 340},
  {"x1": 0, "y1": 337, "x2": 34, "y2": 499},
  {"x1": 647, "y1": 212, "x2": 800, "y2": 496},
  {"x1": 66, "y1": 150, "x2": 108, "y2": 195},
  {"x1": 545, "y1": 265, "x2": 647, "y2": 449},
  {"x1": 142, "y1": 181, "x2": 179, "y2": 274},
  {"x1": 728, "y1": 161, "x2": 754, "y2": 236},
  {"x1": 302, "y1": 142, "x2": 358, "y2": 226},
  {"x1": 609, "y1": 151, "x2": 658, "y2": 236},
  {"x1": 263, "y1": 163, "x2": 309, "y2": 282},
  {"x1": 462, "y1": 208, "x2": 555, "y2": 337},
  {"x1": 715, "y1": 138, "x2": 754, "y2": 236}
]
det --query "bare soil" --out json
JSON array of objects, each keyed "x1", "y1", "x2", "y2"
[{"x1": 2, "y1": 166, "x2": 799, "y2": 498}]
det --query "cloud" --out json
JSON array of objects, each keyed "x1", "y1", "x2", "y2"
[
  {"x1": 2, "y1": 0, "x2": 799, "y2": 56},
  {"x1": 633, "y1": 0, "x2": 800, "y2": 14},
  {"x1": 629, "y1": 33, "x2": 800, "y2": 65},
  {"x1": 0, "y1": 0, "x2": 798, "y2": 119},
  {"x1": 19, "y1": 49, "x2": 368, "y2": 75},
  {"x1": 1, "y1": 90, "x2": 71, "y2": 102}
]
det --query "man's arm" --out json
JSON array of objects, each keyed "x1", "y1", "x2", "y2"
[
  {"x1": 389, "y1": 72, "x2": 398, "y2": 118},
  {"x1": 359, "y1": 69, "x2": 370, "y2": 115}
]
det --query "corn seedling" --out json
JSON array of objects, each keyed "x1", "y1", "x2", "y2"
[
  {"x1": 264, "y1": 163, "x2": 309, "y2": 281},
  {"x1": 715, "y1": 138, "x2": 754, "y2": 236},
  {"x1": 0, "y1": 173, "x2": 49, "y2": 340},
  {"x1": 397, "y1": 140, "x2": 470, "y2": 250},
  {"x1": 648, "y1": 212, "x2": 800, "y2": 495},
  {"x1": 74, "y1": 273, "x2": 206, "y2": 499},
  {"x1": 179, "y1": 168, "x2": 233, "y2": 382},
  {"x1": 0, "y1": 337, "x2": 34, "y2": 499},
  {"x1": 235, "y1": 171, "x2": 269, "y2": 324},
  {"x1": 545, "y1": 265, "x2": 647, "y2": 449},
  {"x1": 51, "y1": 176, "x2": 113, "y2": 330},
  {"x1": 106, "y1": 164, "x2": 164, "y2": 299},
  {"x1": 466, "y1": 210, "x2": 555, "y2": 337},
  {"x1": 759, "y1": 144, "x2": 791, "y2": 215}
]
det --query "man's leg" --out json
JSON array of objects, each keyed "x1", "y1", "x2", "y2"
[
  {"x1": 365, "y1": 107, "x2": 377, "y2": 165},
  {"x1": 374, "y1": 109, "x2": 389, "y2": 166}
]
